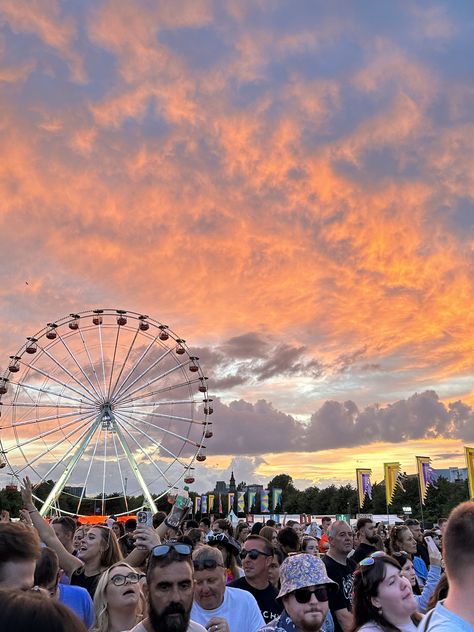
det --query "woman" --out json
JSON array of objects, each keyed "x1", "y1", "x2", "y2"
[
  {"x1": 301, "y1": 535, "x2": 319, "y2": 555},
  {"x1": 235, "y1": 522, "x2": 250, "y2": 544},
  {"x1": 207, "y1": 532, "x2": 243, "y2": 582},
  {"x1": 260, "y1": 525, "x2": 279, "y2": 547},
  {"x1": 92, "y1": 562, "x2": 145, "y2": 632},
  {"x1": 352, "y1": 552, "x2": 421, "y2": 631},
  {"x1": 73, "y1": 525, "x2": 90, "y2": 552},
  {"x1": 394, "y1": 551, "x2": 441, "y2": 614},
  {"x1": 389, "y1": 526, "x2": 427, "y2": 587},
  {"x1": 111, "y1": 522, "x2": 129, "y2": 557}
]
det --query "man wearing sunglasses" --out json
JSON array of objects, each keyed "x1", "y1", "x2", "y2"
[
  {"x1": 129, "y1": 541, "x2": 206, "y2": 632},
  {"x1": 191, "y1": 545, "x2": 265, "y2": 632},
  {"x1": 229, "y1": 535, "x2": 282, "y2": 625},
  {"x1": 258, "y1": 553, "x2": 338, "y2": 632}
]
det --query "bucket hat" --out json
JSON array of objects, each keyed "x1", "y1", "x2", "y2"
[{"x1": 277, "y1": 553, "x2": 338, "y2": 600}]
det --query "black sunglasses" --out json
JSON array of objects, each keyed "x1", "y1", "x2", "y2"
[
  {"x1": 193, "y1": 559, "x2": 225, "y2": 571},
  {"x1": 152, "y1": 542, "x2": 192, "y2": 557},
  {"x1": 240, "y1": 549, "x2": 271, "y2": 560},
  {"x1": 292, "y1": 587, "x2": 329, "y2": 603}
]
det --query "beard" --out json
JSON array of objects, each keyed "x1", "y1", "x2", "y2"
[{"x1": 148, "y1": 598, "x2": 191, "y2": 632}]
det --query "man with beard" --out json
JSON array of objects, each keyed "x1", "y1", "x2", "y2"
[
  {"x1": 129, "y1": 541, "x2": 206, "y2": 632},
  {"x1": 351, "y1": 518, "x2": 378, "y2": 564}
]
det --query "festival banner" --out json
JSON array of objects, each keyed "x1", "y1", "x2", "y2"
[
  {"x1": 356, "y1": 469, "x2": 372, "y2": 509},
  {"x1": 465, "y1": 447, "x2": 474, "y2": 500},
  {"x1": 201, "y1": 495, "x2": 208, "y2": 514},
  {"x1": 384, "y1": 462, "x2": 403, "y2": 505},
  {"x1": 237, "y1": 491, "x2": 245, "y2": 513},
  {"x1": 416, "y1": 456, "x2": 437, "y2": 505},
  {"x1": 260, "y1": 489, "x2": 269, "y2": 513},
  {"x1": 218, "y1": 493, "x2": 223, "y2": 514},
  {"x1": 248, "y1": 490, "x2": 257, "y2": 511},
  {"x1": 195, "y1": 496, "x2": 201, "y2": 513},
  {"x1": 272, "y1": 488, "x2": 282, "y2": 510},
  {"x1": 228, "y1": 492, "x2": 235, "y2": 512},
  {"x1": 208, "y1": 494, "x2": 215, "y2": 512}
]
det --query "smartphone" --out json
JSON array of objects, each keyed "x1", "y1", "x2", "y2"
[{"x1": 137, "y1": 510, "x2": 153, "y2": 528}]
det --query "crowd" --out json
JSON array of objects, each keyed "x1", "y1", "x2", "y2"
[{"x1": 0, "y1": 477, "x2": 473, "y2": 632}]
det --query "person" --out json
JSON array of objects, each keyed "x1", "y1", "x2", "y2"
[
  {"x1": 199, "y1": 518, "x2": 211, "y2": 540},
  {"x1": 51, "y1": 516, "x2": 77, "y2": 554},
  {"x1": 229, "y1": 534, "x2": 283, "y2": 624},
  {"x1": 34, "y1": 546, "x2": 95, "y2": 629},
  {"x1": 187, "y1": 527, "x2": 206, "y2": 549},
  {"x1": 0, "y1": 588, "x2": 88, "y2": 632},
  {"x1": 128, "y1": 541, "x2": 206, "y2": 632},
  {"x1": 92, "y1": 561, "x2": 145, "y2": 632},
  {"x1": 269, "y1": 548, "x2": 284, "y2": 590},
  {"x1": 119, "y1": 519, "x2": 138, "y2": 556},
  {"x1": 278, "y1": 526, "x2": 301, "y2": 558},
  {"x1": 352, "y1": 552, "x2": 420, "y2": 631},
  {"x1": 405, "y1": 520, "x2": 429, "y2": 585},
  {"x1": 261, "y1": 526, "x2": 279, "y2": 548},
  {"x1": 322, "y1": 521, "x2": 356, "y2": 632},
  {"x1": 0, "y1": 521, "x2": 40, "y2": 590},
  {"x1": 302, "y1": 536, "x2": 320, "y2": 555},
  {"x1": 191, "y1": 545, "x2": 265, "y2": 632},
  {"x1": 352, "y1": 519, "x2": 378, "y2": 564},
  {"x1": 392, "y1": 551, "x2": 442, "y2": 614},
  {"x1": 436, "y1": 519, "x2": 447, "y2": 537},
  {"x1": 73, "y1": 525, "x2": 91, "y2": 551},
  {"x1": 211, "y1": 519, "x2": 234, "y2": 537},
  {"x1": 418, "y1": 501, "x2": 474, "y2": 630},
  {"x1": 319, "y1": 518, "x2": 332, "y2": 554},
  {"x1": 235, "y1": 522, "x2": 250, "y2": 544},
  {"x1": 207, "y1": 532, "x2": 243, "y2": 582},
  {"x1": 258, "y1": 553, "x2": 337, "y2": 632},
  {"x1": 389, "y1": 526, "x2": 427, "y2": 589}
]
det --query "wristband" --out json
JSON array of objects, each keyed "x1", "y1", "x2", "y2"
[{"x1": 28, "y1": 509, "x2": 38, "y2": 514}]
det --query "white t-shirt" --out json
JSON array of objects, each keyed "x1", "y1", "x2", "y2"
[
  {"x1": 128, "y1": 619, "x2": 206, "y2": 632},
  {"x1": 191, "y1": 586, "x2": 265, "y2": 632},
  {"x1": 357, "y1": 621, "x2": 418, "y2": 632}
]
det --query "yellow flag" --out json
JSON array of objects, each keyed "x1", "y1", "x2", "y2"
[
  {"x1": 465, "y1": 447, "x2": 474, "y2": 500},
  {"x1": 384, "y1": 462, "x2": 402, "y2": 505}
]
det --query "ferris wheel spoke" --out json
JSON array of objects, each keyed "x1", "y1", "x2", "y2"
[
  {"x1": 108, "y1": 326, "x2": 139, "y2": 403},
  {"x1": 9, "y1": 380, "x2": 94, "y2": 407},
  {"x1": 16, "y1": 362, "x2": 96, "y2": 405},
  {"x1": 76, "y1": 425, "x2": 102, "y2": 514},
  {"x1": 106, "y1": 324, "x2": 122, "y2": 400},
  {"x1": 38, "y1": 346, "x2": 99, "y2": 403},
  {"x1": 115, "y1": 359, "x2": 188, "y2": 405},
  {"x1": 7, "y1": 408, "x2": 94, "y2": 436},
  {"x1": 120, "y1": 407, "x2": 199, "y2": 425},
  {"x1": 54, "y1": 332, "x2": 104, "y2": 401},
  {"x1": 78, "y1": 328, "x2": 105, "y2": 400},
  {"x1": 111, "y1": 429, "x2": 129, "y2": 513},
  {"x1": 101, "y1": 426, "x2": 108, "y2": 515},
  {"x1": 114, "y1": 413, "x2": 174, "y2": 487},
  {"x1": 117, "y1": 377, "x2": 205, "y2": 407},
  {"x1": 116, "y1": 409, "x2": 201, "y2": 447},
  {"x1": 113, "y1": 347, "x2": 173, "y2": 403},
  {"x1": 97, "y1": 323, "x2": 108, "y2": 396},
  {"x1": 4, "y1": 402, "x2": 94, "y2": 411},
  {"x1": 110, "y1": 331, "x2": 161, "y2": 401},
  {"x1": 118, "y1": 399, "x2": 196, "y2": 410}
]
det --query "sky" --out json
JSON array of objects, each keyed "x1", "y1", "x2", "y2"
[{"x1": 0, "y1": 0, "x2": 473, "y2": 496}]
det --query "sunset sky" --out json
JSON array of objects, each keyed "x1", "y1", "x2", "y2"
[{"x1": 0, "y1": 1, "x2": 473, "y2": 494}]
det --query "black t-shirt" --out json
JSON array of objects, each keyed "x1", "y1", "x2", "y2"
[
  {"x1": 322, "y1": 555, "x2": 356, "y2": 632},
  {"x1": 351, "y1": 542, "x2": 377, "y2": 564},
  {"x1": 417, "y1": 541, "x2": 430, "y2": 568},
  {"x1": 70, "y1": 568, "x2": 102, "y2": 598},
  {"x1": 228, "y1": 576, "x2": 282, "y2": 625}
]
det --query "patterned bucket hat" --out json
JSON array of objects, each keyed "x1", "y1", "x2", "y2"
[{"x1": 277, "y1": 553, "x2": 338, "y2": 600}]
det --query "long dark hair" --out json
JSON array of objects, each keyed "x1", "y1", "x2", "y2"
[{"x1": 352, "y1": 555, "x2": 420, "y2": 632}]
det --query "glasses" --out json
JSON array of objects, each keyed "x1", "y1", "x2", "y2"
[
  {"x1": 240, "y1": 549, "x2": 271, "y2": 560},
  {"x1": 109, "y1": 572, "x2": 145, "y2": 586},
  {"x1": 152, "y1": 542, "x2": 192, "y2": 557},
  {"x1": 292, "y1": 587, "x2": 329, "y2": 603},
  {"x1": 208, "y1": 533, "x2": 228, "y2": 542},
  {"x1": 193, "y1": 559, "x2": 225, "y2": 571},
  {"x1": 359, "y1": 551, "x2": 387, "y2": 567}
]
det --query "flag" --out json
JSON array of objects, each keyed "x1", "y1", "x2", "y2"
[
  {"x1": 228, "y1": 492, "x2": 235, "y2": 512},
  {"x1": 218, "y1": 493, "x2": 223, "y2": 513},
  {"x1": 356, "y1": 469, "x2": 372, "y2": 509},
  {"x1": 384, "y1": 462, "x2": 404, "y2": 505},
  {"x1": 261, "y1": 489, "x2": 269, "y2": 513},
  {"x1": 195, "y1": 496, "x2": 201, "y2": 513},
  {"x1": 248, "y1": 490, "x2": 256, "y2": 511},
  {"x1": 465, "y1": 447, "x2": 474, "y2": 500},
  {"x1": 237, "y1": 491, "x2": 245, "y2": 513},
  {"x1": 201, "y1": 495, "x2": 208, "y2": 514},
  {"x1": 208, "y1": 494, "x2": 215, "y2": 512},
  {"x1": 272, "y1": 488, "x2": 282, "y2": 510},
  {"x1": 416, "y1": 456, "x2": 436, "y2": 505}
]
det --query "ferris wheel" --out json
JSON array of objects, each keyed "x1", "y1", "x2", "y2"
[{"x1": 0, "y1": 309, "x2": 213, "y2": 517}]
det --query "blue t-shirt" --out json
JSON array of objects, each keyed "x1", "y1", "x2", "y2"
[
  {"x1": 418, "y1": 601, "x2": 474, "y2": 631},
  {"x1": 59, "y1": 583, "x2": 95, "y2": 629}
]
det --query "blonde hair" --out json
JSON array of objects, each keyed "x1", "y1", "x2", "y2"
[{"x1": 92, "y1": 561, "x2": 144, "y2": 632}]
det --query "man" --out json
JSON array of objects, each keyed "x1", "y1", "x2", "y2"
[
  {"x1": 437, "y1": 517, "x2": 448, "y2": 536},
  {"x1": 51, "y1": 516, "x2": 76, "y2": 553},
  {"x1": 322, "y1": 521, "x2": 356, "y2": 632},
  {"x1": 129, "y1": 541, "x2": 206, "y2": 632},
  {"x1": 318, "y1": 517, "x2": 331, "y2": 554},
  {"x1": 199, "y1": 517, "x2": 211, "y2": 540},
  {"x1": 278, "y1": 526, "x2": 300, "y2": 557},
  {"x1": 405, "y1": 518, "x2": 429, "y2": 584},
  {"x1": 229, "y1": 534, "x2": 282, "y2": 624},
  {"x1": 351, "y1": 518, "x2": 378, "y2": 564},
  {"x1": 258, "y1": 553, "x2": 338, "y2": 632},
  {"x1": 191, "y1": 545, "x2": 264, "y2": 632},
  {"x1": 419, "y1": 501, "x2": 474, "y2": 630},
  {"x1": 0, "y1": 521, "x2": 40, "y2": 590}
]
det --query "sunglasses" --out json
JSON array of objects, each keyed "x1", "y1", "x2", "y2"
[
  {"x1": 359, "y1": 551, "x2": 387, "y2": 567},
  {"x1": 208, "y1": 533, "x2": 228, "y2": 542},
  {"x1": 193, "y1": 559, "x2": 225, "y2": 571},
  {"x1": 109, "y1": 572, "x2": 145, "y2": 586},
  {"x1": 292, "y1": 587, "x2": 329, "y2": 603},
  {"x1": 240, "y1": 549, "x2": 271, "y2": 560},
  {"x1": 152, "y1": 542, "x2": 192, "y2": 557}
]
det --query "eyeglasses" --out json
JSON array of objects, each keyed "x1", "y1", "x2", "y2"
[
  {"x1": 152, "y1": 542, "x2": 192, "y2": 557},
  {"x1": 109, "y1": 572, "x2": 145, "y2": 586},
  {"x1": 193, "y1": 559, "x2": 225, "y2": 571},
  {"x1": 240, "y1": 549, "x2": 271, "y2": 560},
  {"x1": 359, "y1": 551, "x2": 387, "y2": 567},
  {"x1": 292, "y1": 587, "x2": 329, "y2": 603}
]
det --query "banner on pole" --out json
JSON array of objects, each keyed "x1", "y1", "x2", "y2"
[
  {"x1": 218, "y1": 493, "x2": 223, "y2": 514},
  {"x1": 248, "y1": 490, "x2": 256, "y2": 511},
  {"x1": 208, "y1": 494, "x2": 215, "y2": 512},
  {"x1": 228, "y1": 493, "x2": 235, "y2": 512},
  {"x1": 195, "y1": 496, "x2": 201, "y2": 513},
  {"x1": 237, "y1": 491, "x2": 245, "y2": 513},
  {"x1": 272, "y1": 488, "x2": 282, "y2": 510},
  {"x1": 356, "y1": 469, "x2": 372, "y2": 509},
  {"x1": 465, "y1": 447, "x2": 474, "y2": 500},
  {"x1": 416, "y1": 456, "x2": 436, "y2": 505},
  {"x1": 261, "y1": 490, "x2": 269, "y2": 513},
  {"x1": 201, "y1": 495, "x2": 208, "y2": 514},
  {"x1": 384, "y1": 462, "x2": 403, "y2": 505}
]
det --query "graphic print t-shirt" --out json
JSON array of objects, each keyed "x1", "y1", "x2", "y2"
[
  {"x1": 228, "y1": 576, "x2": 282, "y2": 625},
  {"x1": 322, "y1": 555, "x2": 356, "y2": 632}
]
